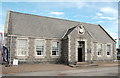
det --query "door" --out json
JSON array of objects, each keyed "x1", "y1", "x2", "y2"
[{"x1": 78, "y1": 48, "x2": 82, "y2": 62}]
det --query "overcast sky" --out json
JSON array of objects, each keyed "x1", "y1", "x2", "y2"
[{"x1": 0, "y1": 1, "x2": 119, "y2": 46}]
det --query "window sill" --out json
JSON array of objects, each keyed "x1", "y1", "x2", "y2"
[
  {"x1": 35, "y1": 56, "x2": 45, "y2": 58},
  {"x1": 35, "y1": 55, "x2": 44, "y2": 56},
  {"x1": 51, "y1": 55, "x2": 60, "y2": 58},
  {"x1": 97, "y1": 55, "x2": 102, "y2": 57},
  {"x1": 106, "y1": 55, "x2": 111, "y2": 57}
]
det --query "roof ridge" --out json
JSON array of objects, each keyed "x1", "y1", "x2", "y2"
[{"x1": 10, "y1": 10, "x2": 98, "y2": 26}]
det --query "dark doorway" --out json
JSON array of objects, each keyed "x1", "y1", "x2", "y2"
[
  {"x1": 78, "y1": 48, "x2": 82, "y2": 62},
  {"x1": 78, "y1": 41, "x2": 85, "y2": 62}
]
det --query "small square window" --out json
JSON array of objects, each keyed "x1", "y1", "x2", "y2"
[
  {"x1": 98, "y1": 52, "x2": 101, "y2": 55},
  {"x1": 52, "y1": 51, "x2": 57, "y2": 55},
  {"x1": 107, "y1": 52, "x2": 110, "y2": 55},
  {"x1": 37, "y1": 50, "x2": 42, "y2": 55}
]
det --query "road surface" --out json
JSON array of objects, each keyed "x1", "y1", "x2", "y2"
[{"x1": 3, "y1": 66, "x2": 118, "y2": 76}]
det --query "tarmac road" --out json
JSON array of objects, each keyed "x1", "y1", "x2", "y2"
[{"x1": 3, "y1": 66, "x2": 118, "y2": 76}]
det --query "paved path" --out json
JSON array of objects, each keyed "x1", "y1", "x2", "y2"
[
  {"x1": 2, "y1": 64, "x2": 75, "y2": 73},
  {"x1": 3, "y1": 66, "x2": 118, "y2": 76}
]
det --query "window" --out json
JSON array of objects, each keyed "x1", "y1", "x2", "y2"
[
  {"x1": 107, "y1": 45, "x2": 110, "y2": 55},
  {"x1": 17, "y1": 39, "x2": 28, "y2": 56},
  {"x1": 35, "y1": 40, "x2": 44, "y2": 56},
  {"x1": 98, "y1": 44, "x2": 102, "y2": 55},
  {"x1": 52, "y1": 42, "x2": 59, "y2": 55}
]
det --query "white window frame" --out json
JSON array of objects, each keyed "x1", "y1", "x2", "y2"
[
  {"x1": 106, "y1": 44, "x2": 111, "y2": 57},
  {"x1": 51, "y1": 40, "x2": 61, "y2": 57},
  {"x1": 34, "y1": 39, "x2": 45, "y2": 57},
  {"x1": 16, "y1": 38, "x2": 29, "y2": 56},
  {"x1": 97, "y1": 43, "x2": 102, "y2": 57}
]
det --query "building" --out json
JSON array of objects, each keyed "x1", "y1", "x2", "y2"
[
  {"x1": 0, "y1": 32, "x2": 3, "y2": 52},
  {"x1": 0, "y1": 32, "x2": 3, "y2": 45},
  {"x1": 0, "y1": 32, "x2": 3, "y2": 63},
  {"x1": 4, "y1": 10, "x2": 117, "y2": 65}
]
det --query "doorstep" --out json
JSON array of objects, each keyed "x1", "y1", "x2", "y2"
[
  {"x1": 69, "y1": 64, "x2": 98, "y2": 68},
  {"x1": 69, "y1": 62, "x2": 98, "y2": 68}
]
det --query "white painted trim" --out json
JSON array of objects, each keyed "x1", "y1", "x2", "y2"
[
  {"x1": 97, "y1": 43, "x2": 103, "y2": 57},
  {"x1": 75, "y1": 40, "x2": 78, "y2": 62},
  {"x1": 62, "y1": 25, "x2": 79, "y2": 39},
  {"x1": 106, "y1": 43, "x2": 112, "y2": 57},
  {"x1": 50, "y1": 40, "x2": 61, "y2": 57},
  {"x1": 97, "y1": 55, "x2": 102, "y2": 57},
  {"x1": 16, "y1": 38, "x2": 29, "y2": 57},
  {"x1": 68, "y1": 35, "x2": 71, "y2": 61},
  {"x1": 34, "y1": 39, "x2": 46, "y2": 58},
  {"x1": 62, "y1": 29, "x2": 69, "y2": 38},
  {"x1": 34, "y1": 56, "x2": 45, "y2": 58}
]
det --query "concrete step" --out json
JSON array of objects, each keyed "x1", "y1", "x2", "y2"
[
  {"x1": 69, "y1": 64, "x2": 98, "y2": 68},
  {"x1": 76, "y1": 62, "x2": 88, "y2": 65}
]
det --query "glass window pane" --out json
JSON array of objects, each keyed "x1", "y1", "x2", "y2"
[
  {"x1": 52, "y1": 42, "x2": 59, "y2": 55},
  {"x1": 17, "y1": 39, "x2": 27, "y2": 56},
  {"x1": 36, "y1": 40, "x2": 44, "y2": 55},
  {"x1": 52, "y1": 51, "x2": 56, "y2": 55},
  {"x1": 98, "y1": 44, "x2": 102, "y2": 55},
  {"x1": 107, "y1": 45, "x2": 110, "y2": 55}
]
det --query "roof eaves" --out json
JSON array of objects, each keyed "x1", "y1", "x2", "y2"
[
  {"x1": 62, "y1": 25, "x2": 78, "y2": 39},
  {"x1": 62, "y1": 29, "x2": 69, "y2": 39}
]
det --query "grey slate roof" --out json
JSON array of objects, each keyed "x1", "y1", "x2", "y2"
[
  {"x1": 63, "y1": 25, "x2": 77, "y2": 38},
  {"x1": 7, "y1": 11, "x2": 115, "y2": 43}
]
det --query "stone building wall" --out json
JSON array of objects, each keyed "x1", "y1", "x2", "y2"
[
  {"x1": 61, "y1": 38, "x2": 69, "y2": 64},
  {"x1": 5, "y1": 36, "x2": 17, "y2": 63},
  {"x1": 5, "y1": 30, "x2": 116, "y2": 64},
  {"x1": 26, "y1": 37, "x2": 35, "y2": 64},
  {"x1": 68, "y1": 27, "x2": 93, "y2": 63},
  {"x1": 8, "y1": 36, "x2": 61, "y2": 64},
  {"x1": 95, "y1": 42, "x2": 116, "y2": 61}
]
